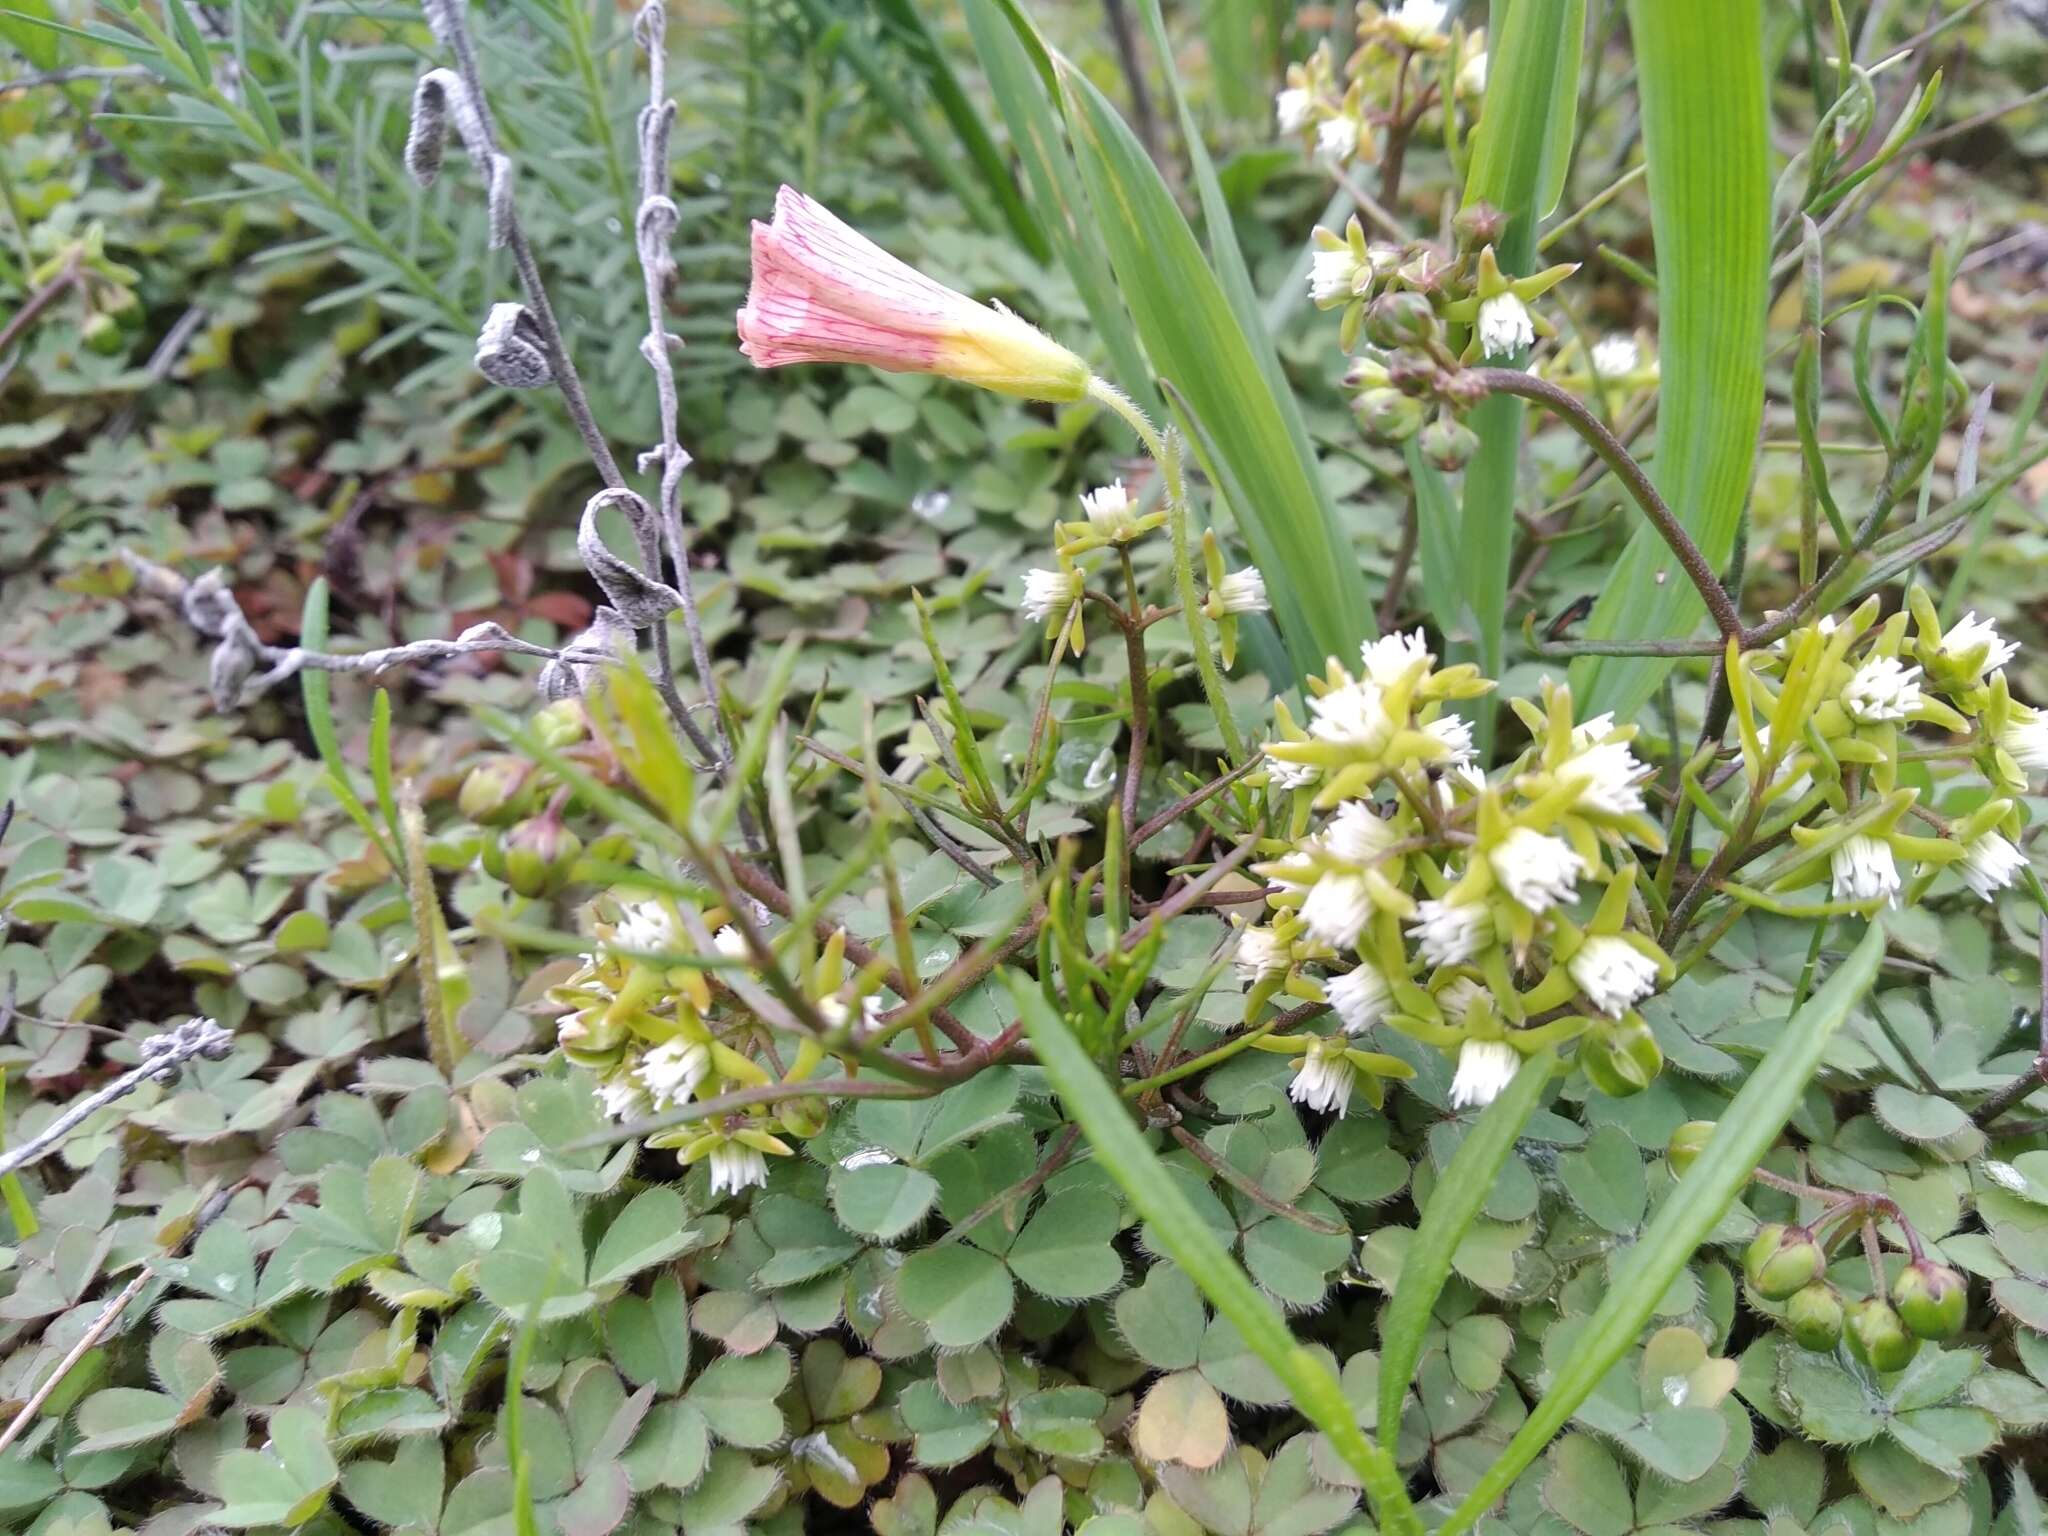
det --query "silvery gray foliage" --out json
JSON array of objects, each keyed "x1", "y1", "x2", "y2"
[
  {"x1": 401, "y1": 65, "x2": 511, "y2": 249},
  {"x1": 475, "y1": 302, "x2": 553, "y2": 389},
  {"x1": 538, "y1": 606, "x2": 634, "y2": 702}
]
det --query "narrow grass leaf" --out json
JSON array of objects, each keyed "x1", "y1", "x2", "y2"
[{"x1": 1437, "y1": 921, "x2": 1885, "y2": 1535}]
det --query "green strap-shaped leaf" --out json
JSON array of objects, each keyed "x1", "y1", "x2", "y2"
[
  {"x1": 1006, "y1": 974, "x2": 1423, "y2": 1536},
  {"x1": 1436, "y1": 920, "x2": 1885, "y2": 1535},
  {"x1": 1054, "y1": 60, "x2": 1375, "y2": 673},
  {"x1": 1375, "y1": 1047, "x2": 1556, "y2": 1442},
  {"x1": 1456, "y1": 0, "x2": 1585, "y2": 709},
  {"x1": 1570, "y1": 0, "x2": 1770, "y2": 717}
]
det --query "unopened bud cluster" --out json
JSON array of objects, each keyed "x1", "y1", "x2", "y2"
[
  {"x1": 1275, "y1": 4, "x2": 1487, "y2": 173},
  {"x1": 1741, "y1": 1215, "x2": 1966, "y2": 1370},
  {"x1": 1236, "y1": 640, "x2": 1677, "y2": 1117}
]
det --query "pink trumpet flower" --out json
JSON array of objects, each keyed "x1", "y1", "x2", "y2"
[{"x1": 737, "y1": 186, "x2": 1090, "y2": 402}]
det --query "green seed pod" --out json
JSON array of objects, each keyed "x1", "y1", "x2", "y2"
[
  {"x1": 1578, "y1": 1018, "x2": 1664, "y2": 1098},
  {"x1": 1419, "y1": 415, "x2": 1479, "y2": 473},
  {"x1": 1785, "y1": 1283, "x2": 1844, "y2": 1351},
  {"x1": 1363, "y1": 290, "x2": 1439, "y2": 349},
  {"x1": 459, "y1": 755, "x2": 533, "y2": 825},
  {"x1": 778, "y1": 1096, "x2": 828, "y2": 1139},
  {"x1": 500, "y1": 814, "x2": 582, "y2": 898},
  {"x1": 1845, "y1": 1296, "x2": 1920, "y2": 1373},
  {"x1": 82, "y1": 312, "x2": 124, "y2": 356},
  {"x1": 532, "y1": 698, "x2": 590, "y2": 749},
  {"x1": 1745, "y1": 1223, "x2": 1826, "y2": 1300},
  {"x1": 1666, "y1": 1120, "x2": 1715, "y2": 1175},
  {"x1": 1452, "y1": 202, "x2": 1506, "y2": 249},
  {"x1": 1893, "y1": 1260, "x2": 1967, "y2": 1341},
  {"x1": 1355, "y1": 388, "x2": 1427, "y2": 443}
]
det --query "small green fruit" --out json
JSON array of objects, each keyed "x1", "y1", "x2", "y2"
[
  {"x1": 82, "y1": 312, "x2": 124, "y2": 356},
  {"x1": 1355, "y1": 388, "x2": 1427, "y2": 443},
  {"x1": 498, "y1": 815, "x2": 582, "y2": 898},
  {"x1": 1845, "y1": 1296, "x2": 1920, "y2": 1372},
  {"x1": 1785, "y1": 1283, "x2": 1844, "y2": 1351},
  {"x1": 532, "y1": 698, "x2": 589, "y2": 749},
  {"x1": 1745, "y1": 1223, "x2": 1826, "y2": 1300},
  {"x1": 1362, "y1": 290, "x2": 1439, "y2": 349},
  {"x1": 1893, "y1": 1260, "x2": 1967, "y2": 1341},
  {"x1": 459, "y1": 756, "x2": 533, "y2": 825},
  {"x1": 1579, "y1": 1018, "x2": 1664, "y2": 1098},
  {"x1": 1419, "y1": 415, "x2": 1478, "y2": 473},
  {"x1": 1666, "y1": 1120, "x2": 1715, "y2": 1175}
]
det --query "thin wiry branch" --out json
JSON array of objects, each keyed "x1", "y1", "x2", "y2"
[{"x1": 0, "y1": 1018, "x2": 233, "y2": 1182}]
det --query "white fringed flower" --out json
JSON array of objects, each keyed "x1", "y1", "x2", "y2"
[
  {"x1": 1841, "y1": 656, "x2": 1923, "y2": 724},
  {"x1": 1316, "y1": 115, "x2": 1359, "y2": 164},
  {"x1": 1275, "y1": 86, "x2": 1313, "y2": 133},
  {"x1": 1435, "y1": 976, "x2": 1485, "y2": 1023},
  {"x1": 637, "y1": 1038, "x2": 710, "y2": 1109},
  {"x1": 1477, "y1": 293, "x2": 1534, "y2": 359},
  {"x1": 1080, "y1": 479, "x2": 1138, "y2": 537},
  {"x1": 1302, "y1": 872, "x2": 1375, "y2": 950},
  {"x1": 595, "y1": 1077, "x2": 651, "y2": 1121},
  {"x1": 1959, "y1": 831, "x2": 2026, "y2": 901},
  {"x1": 712, "y1": 924, "x2": 750, "y2": 959},
  {"x1": 1289, "y1": 1039, "x2": 1356, "y2": 1117},
  {"x1": 1489, "y1": 827, "x2": 1585, "y2": 913},
  {"x1": 2000, "y1": 710, "x2": 2048, "y2": 772},
  {"x1": 1409, "y1": 894, "x2": 1488, "y2": 967},
  {"x1": 1309, "y1": 678, "x2": 1396, "y2": 751},
  {"x1": 1323, "y1": 800, "x2": 1402, "y2": 863},
  {"x1": 613, "y1": 899, "x2": 682, "y2": 953},
  {"x1": 1569, "y1": 936, "x2": 1659, "y2": 1019},
  {"x1": 1562, "y1": 738, "x2": 1649, "y2": 816},
  {"x1": 1214, "y1": 567, "x2": 1270, "y2": 614},
  {"x1": 1590, "y1": 336, "x2": 1639, "y2": 375},
  {"x1": 1265, "y1": 752, "x2": 1318, "y2": 789},
  {"x1": 707, "y1": 1141, "x2": 769, "y2": 1198},
  {"x1": 1386, "y1": 0, "x2": 1447, "y2": 44},
  {"x1": 1020, "y1": 567, "x2": 1081, "y2": 621},
  {"x1": 1360, "y1": 628, "x2": 1432, "y2": 684},
  {"x1": 1423, "y1": 713, "x2": 1476, "y2": 767},
  {"x1": 1939, "y1": 612, "x2": 2018, "y2": 679},
  {"x1": 1327, "y1": 961, "x2": 1392, "y2": 1034},
  {"x1": 1457, "y1": 48, "x2": 1487, "y2": 96},
  {"x1": 1449, "y1": 1039, "x2": 1520, "y2": 1109},
  {"x1": 1829, "y1": 834, "x2": 1900, "y2": 907},
  {"x1": 1309, "y1": 247, "x2": 1362, "y2": 307},
  {"x1": 1233, "y1": 925, "x2": 1292, "y2": 983}
]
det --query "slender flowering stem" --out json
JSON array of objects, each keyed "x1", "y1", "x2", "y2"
[{"x1": 0, "y1": 1019, "x2": 233, "y2": 1181}]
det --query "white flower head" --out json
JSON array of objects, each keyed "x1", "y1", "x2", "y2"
[
  {"x1": 636, "y1": 1038, "x2": 710, "y2": 1109},
  {"x1": 1841, "y1": 655, "x2": 1923, "y2": 724},
  {"x1": 1215, "y1": 566, "x2": 1270, "y2": 615},
  {"x1": 1829, "y1": 834, "x2": 1900, "y2": 907},
  {"x1": 1590, "y1": 336, "x2": 1640, "y2": 376},
  {"x1": 1360, "y1": 628, "x2": 1433, "y2": 685},
  {"x1": 712, "y1": 924, "x2": 751, "y2": 960},
  {"x1": 2000, "y1": 709, "x2": 2048, "y2": 773},
  {"x1": 1488, "y1": 826, "x2": 1585, "y2": 914},
  {"x1": 1449, "y1": 1038, "x2": 1520, "y2": 1109},
  {"x1": 1387, "y1": 0, "x2": 1448, "y2": 44},
  {"x1": 1265, "y1": 751, "x2": 1318, "y2": 790},
  {"x1": 1309, "y1": 677, "x2": 1396, "y2": 752},
  {"x1": 1424, "y1": 713, "x2": 1476, "y2": 767},
  {"x1": 1477, "y1": 293, "x2": 1534, "y2": 359},
  {"x1": 1939, "y1": 612, "x2": 2018, "y2": 680},
  {"x1": 1302, "y1": 871, "x2": 1375, "y2": 950},
  {"x1": 1959, "y1": 831, "x2": 2026, "y2": 901},
  {"x1": 707, "y1": 1140, "x2": 769, "y2": 1199},
  {"x1": 1409, "y1": 893, "x2": 1488, "y2": 967},
  {"x1": 1569, "y1": 936, "x2": 1659, "y2": 1019},
  {"x1": 1457, "y1": 48, "x2": 1487, "y2": 97},
  {"x1": 1020, "y1": 567, "x2": 1081, "y2": 622},
  {"x1": 1233, "y1": 925, "x2": 1292, "y2": 983},
  {"x1": 1080, "y1": 479, "x2": 1137, "y2": 537},
  {"x1": 1309, "y1": 247, "x2": 1363, "y2": 308},
  {"x1": 613, "y1": 899, "x2": 682, "y2": 954},
  {"x1": 1435, "y1": 975, "x2": 1486, "y2": 1024},
  {"x1": 1562, "y1": 738, "x2": 1649, "y2": 817},
  {"x1": 1289, "y1": 1038, "x2": 1356, "y2": 1116},
  {"x1": 1275, "y1": 86, "x2": 1314, "y2": 134},
  {"x1": 1323, "y1": 800, "x2": 1402, "y2": 863},
  {"x1": 1327, "y1": 961, "x2": 1391, "y2": 1034},
  {"x1": 1316, "y1": 114, "x2": 1359, "y2": 164},
  {"x1": 595, "y1": 1076, "x2": 651, "y2": 1122}
]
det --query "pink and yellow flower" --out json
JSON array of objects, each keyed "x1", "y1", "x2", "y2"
[{"x1": 737, "y1": 186, "x2": 1090, "y2": 401}]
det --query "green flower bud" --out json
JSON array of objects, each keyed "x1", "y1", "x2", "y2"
[
  {"x1": 1845, "y1": 1296, "x2": 1920, "y2": 1373},
  {"x1": 1578, "y1": 1018, "x2": 1663, "y2": 1098},
  {"x1": 1452, "y1": 202, "x2": 1506, "y2": 249},
  {"x1": 1420, "y1": 415, "x2": 1479, "y2": 473},
  {"x1": 460, "y1": 755, "x2": 534, "y2": 825},
  {"x1": 778, "y1": 1096, "x2": 829, "y2": 1139},
  {"x1": 1666, "y1": 1120, "x2": 1715, "y2": 1175},
  {"x1": 1356, "y1": 388, "x2": 1427, "y2": 443},
  {"x1": 103, "y1": 286, "x2": 143, "y2": 331},
  {"x1": 1344, "y1": 357, "x2": 1391, "y2": 392},
  {"x1": 1386, "y1": 349, "x2": 1441, "y2": 396},
  {"x1": 1892, "y1": 1260, "x2": 1967, "y2": 1341},
  {"x1": 1363, "y1": 290, "x2": 1439, "y2": 349},
  {"x1": 82, "y1": 312, "x2": 124, "y2": 356},
  {"x1": 1785, "y1": 1283, "x2": 1844, "y2": 1351},
  {"x1": 1744, "y1": 1223, "x2": 1826, "y2": 1300},
  {"x1": 533, "y1": 698, "x2": 589, "y2": 749},
  {"x1": 499, "y1": 814, "x2": 583, "y2": 898}
]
